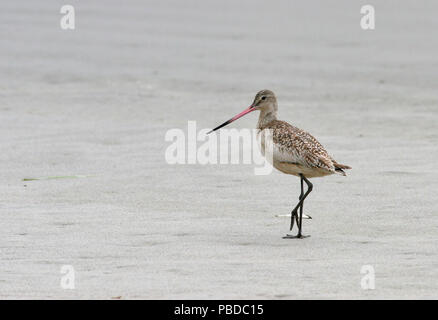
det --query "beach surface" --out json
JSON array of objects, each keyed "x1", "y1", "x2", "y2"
[{"x1": 0, "y1": 0, "x2": 437, "y2": 299}]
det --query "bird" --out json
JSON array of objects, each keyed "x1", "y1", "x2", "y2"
[{"x1": 207, "y1": 89, "x2": 351, "y2": 239}]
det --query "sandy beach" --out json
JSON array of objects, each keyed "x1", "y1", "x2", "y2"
[{"x1": 0, "y1": 0, "x2": 437, "y2": 299}]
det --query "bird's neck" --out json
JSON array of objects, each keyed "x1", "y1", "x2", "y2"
[{"x1": 257, "y1": 109, "x2": 278, "y2": 129}]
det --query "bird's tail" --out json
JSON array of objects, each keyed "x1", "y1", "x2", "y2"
[{"x1": 333, "y1": 162, "x2": 351, "y2": 176}]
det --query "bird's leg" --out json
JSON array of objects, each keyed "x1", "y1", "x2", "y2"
[
  {"x1": 298, "y1": 178, "x2": 304, "y2": 236},
  {"x1": 284, "y1": 174, "x2": 313, "y2": 239},
  {"x1": 291, "y1": 174, "x2": 313, "y2": 220},
  {"x1": 295, "y1": 174, "x2": 313, "y2": 237},
  {"x1": 290, "y1": 175, "x2": 304, "y2": 231}
]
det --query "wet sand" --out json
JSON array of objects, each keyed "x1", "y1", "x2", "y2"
[{"x1": 0, "y1": 0, "x2": 437, "y2": 299}]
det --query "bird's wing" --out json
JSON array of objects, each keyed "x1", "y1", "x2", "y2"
[{"x1": 262, "y1": 120, "x2": 335, "y2": 172}]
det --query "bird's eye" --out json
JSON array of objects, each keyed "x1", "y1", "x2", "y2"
[{"x1": 261, "y1": 96, "x2": 266, "y2": 100}]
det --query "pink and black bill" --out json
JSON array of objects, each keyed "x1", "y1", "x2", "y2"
[{"x1": 207, "y1": 105, "x2": 256, "y2": 134}]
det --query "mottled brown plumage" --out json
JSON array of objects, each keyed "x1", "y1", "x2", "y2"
[
  {"x1": 253, "y1": 90, "x2": 350, "y2": 178},
  {"x1": 259, "y1": 119, "x2": 350, "y2": 178}
]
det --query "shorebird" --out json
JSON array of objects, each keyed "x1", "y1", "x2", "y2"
[{"x1": 208, "y1": 90, "x2": 351, "y2": 238}]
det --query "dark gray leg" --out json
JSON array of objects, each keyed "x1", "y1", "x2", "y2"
[
  {"x1": 298, "y1": 178, "x2": 304, "y2": 236},
  {"x1": 284, "y1": 174, "x2": 313, "y2": 239},
  {"x1": 290, "y1": 175, "x2": 304, "y2": 231}
]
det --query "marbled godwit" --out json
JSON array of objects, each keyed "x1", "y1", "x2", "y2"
[{"x1": 208, "y1": 90, "x2": 351, "y2": 238}]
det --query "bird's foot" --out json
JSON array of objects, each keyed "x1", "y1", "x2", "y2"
[{"x1": 283, "y1": 234, "x2": 311, "y2": 239}]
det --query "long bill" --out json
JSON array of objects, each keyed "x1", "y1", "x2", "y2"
[{"x1": 207, "y1": 105, "x2": 256, "y2": 134}]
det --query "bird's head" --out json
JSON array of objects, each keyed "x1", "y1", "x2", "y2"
[
  {"x1": 207, "y1": 89, "x2": 277, "y2": 134},
  {"x1": 251, "y1": 89, "x2": 278, "y2": 113}
]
